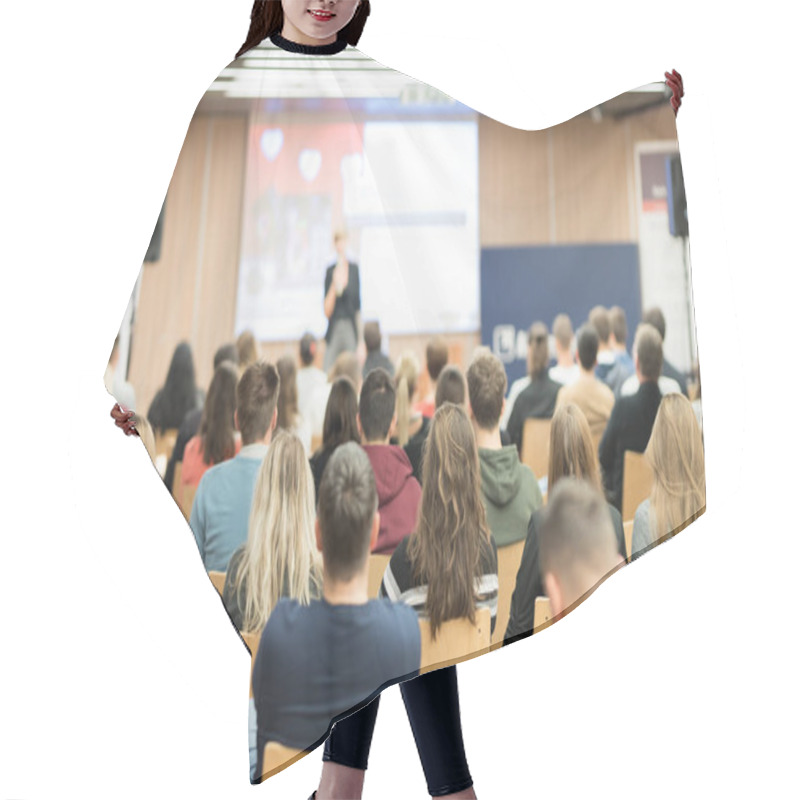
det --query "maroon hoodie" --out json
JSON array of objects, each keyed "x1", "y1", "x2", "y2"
[{"x1": 362, "y1": 444, "x2": 422, "y2": 555}]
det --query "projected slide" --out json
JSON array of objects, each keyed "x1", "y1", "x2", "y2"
[{"x1": 235, "y1": 113, "x2": 479, "y2": 341}]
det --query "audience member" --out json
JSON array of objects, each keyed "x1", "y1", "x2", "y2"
[
  {"x1": 604, "y1": 306, "x2": 635, "y2": 395},
  {"x1": 104, "y1": 335, "x2": 136, "y2": 412},
  {"x1": 181, "y1": 361, "x2": 241, "y2": 489},
  {"x1": 599, "y1": 323, "x2": 664, "y2": 512},
  {"x1": 416, "y1": 337, "x2": 449, "y2": 419},
  {"x1": 362, "y1": 320, "x2": 394, "y2": 379},
  {"x1": 297, "y1": 333, "x2": 327, "y2": 429},
  {"x1": 555, "y1": 324, "x2": 615, "y2": 441},
  {"x1": 190, "y1": 362, "x2": 280, "y2": 572},
  {"x1": 506, "y1": 322, "x2": 562, "y2": 453},
  {"x1": 589, "y1": 305, "x2": 616, "y2": 383},
  {"x1": 504, "y1": 403, "x2": 626, "y2": 643},
  {"x1": 309, "y1": 376, "x2": 360, "y2": 498},
  {"x1": 277, "y1": 355, "x2": 312, "y2": 455},
  {"x1": 500, "y1": 334, "x2": 533, "y2": 432},
  {"x1": 467, "y1": 350, "x2": 542, "y2": 547},
  {"x1": 434, "y1": 364, "x2": 467, "y2": 409},
  {"x1": 252, "y1": 443, "x2": 421, "y2": 779},
  {"x1": 307, "y1": 351, "x2": 362, "y2": 440},
  {"x1": 394, "y1": 351, "x2": 426, "y2": 448},
  {"x1": 539, "y1": 478, "x2": 623, "y2": 618},
  {"x1": 147, "y1": 341, "x2": 202, "y2": 435},
  {"x1": 358, "y1": 368, "x2": 422, "y2": 554},
  {"x1": 548, "y1": 313, "x2": 579, "y2": 387},
  {"x1": 641, "y1": 306, "x2": 689, "y2": 396},
  {"x1": 237, "y1": 330, "x2": 259, "y2": 372},
  {"x1": 319, "y1": 403, "x2": 497, "y2": 800},
  {"x1": 632, "y1": 393, "x2": 705, "y2": 557}
]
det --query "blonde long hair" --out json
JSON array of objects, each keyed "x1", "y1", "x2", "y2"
[
  {"x1": 232, "y1": 431, "x2": 322, "y2": 633},
  {"x1": 645, "y1": 394, "x2": 706, "y2": 543},
  {"x1": 394, "y1": 351, "x2": 420, "y2": 446},
  {"x1": 548, "y1": 403, "x2": 603, "y2": 493}
]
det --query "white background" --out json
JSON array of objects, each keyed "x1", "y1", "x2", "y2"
[{"x1": 1, "y1": 1, "x2": 798, "y2": 798}]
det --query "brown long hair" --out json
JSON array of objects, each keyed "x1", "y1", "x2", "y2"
[
  {"x1": 548, "y1": 403, "x2": 603, "y2": 493},
  {"x1": 276, "y1": 355, "x2": 300, "y2": 432},
  {"x1": 409, "y1": 403, "x2": 491, "y2": 638},
  {"x1": 236, "y1": 1, "x2": 372, "y2": 60},
  {"x1": 199, "y1": 361, "x2": 239, "y2": 466}
]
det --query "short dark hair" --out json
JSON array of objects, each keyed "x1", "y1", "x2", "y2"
[
  {"x1": 609, "y1": 306, "x2": 628, "y2": 347},
  {"x1": 426, "y1": 337, "x2": 449, "y2": 382},
  {"x1": 642, "y1": 307, "x2": 667, "y2": 342},
  {"x1": 576, "y1": 325, "x2": 600, "y2": 371},
  {"x1": 552, "y1": 314, "x2": 574, "y2": 351},
  {"x1": 588, "y1": 306, "x2": 610, "y2": 344},
  {"x1": 317, "y1": 442, "x2": 378, "y2": 582},
  {"x1": 634, "y1": 323, "x2": 664, "y2": 382},
  {"x1": 359, "y1": 368, "x2": 396, "y2": 442},
  {"x1": 467, "y1": 351, "x2": 507, "y2": 430},
  {"x1": 435, "y1": 365, "x2": 466, "y2": 409},
  {"x1": 363, "y1": 321, "x2": 382, "y2": 353},
  {"x1": 528, "y1": 322, "x2": 549, "y2": 377},
  {"x1": 213, "y1": 343, "x2": 238, "y2": 371},
  {"x1": 299, "y1": 333, "x2": 317, "y2": 367},
  {"x1": 237, "y1": 330, "x2": 258, "y2": 368},
  {"x1": 236, "y1": 361, "x2": 280, "y2": 445}
]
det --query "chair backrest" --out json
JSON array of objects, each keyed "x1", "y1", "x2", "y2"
[
  {"x1": 623, "y1": 519, "x2": 634, "y2": 563},
  {"x1": 241, "y1": 629, "x2": 262, "y2": 699},
  {"x1": 367, "y1": 554, "x2": 391, "y2": 599},
  {"x1": 622, "y1": 450, "x2": 654, "y2": 522},
  {"x1": 208, "y1": 570, "x2": 226, "y2": 595},
  {"x1": 491, "y1": 540, "x2": 525, "y2": 647},
  {"x1": 521, "y1": 418, "x2": 551, "y2": 481},
  {"x1": 310, "y1": 434, "x2": 323, "y2": 455},
  {"x1": 533, "y1": 596, "x2": 552, "y2": 630},
  {"x1": 261, "y1": 742, "x2": 303, "y2": 781},
  {"x1": 419, "y1": 606, "x2": 491, "y2": 674},
  {"x1": 179, "y1": 481, "x2": 196, "y2": 522}
]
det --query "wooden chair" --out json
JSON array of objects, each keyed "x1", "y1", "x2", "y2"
[
  {"x1": 622, "y1": 450, "x2": 654, "y2": 522},
  {"x1": 310, "y1": 434, "x2": 323, "y2": 455},
  {"x1": 180, "y1": 481, "x2": 197, "y2": 522},
  {"x1": 241, "y1": 629, "x2": 262, "y2": 698},
  {"x1": 208, "y1": 570, "x2": 226, "y2": 596},
  {"x1": 521, "y1": 418, "x2": 551, "y2": 481},
  {"x1": 262, "y1": 742, "x2": 304, "y2": 781},
  {"x1": 490, "y1": 540, "x2": 525, "y2": 648},
  {"x1": 419, "y1": 606, "x2": 491, "y2": 674},
  {"x1": 367, "y1": 554, "x2": 391, "y2": 599},
  {"x1": 533, "y1": 596, "x2": 552, "y2": 631},
  {"x1": 623, "y1": 519, "x2": 634, "y2": 563}
]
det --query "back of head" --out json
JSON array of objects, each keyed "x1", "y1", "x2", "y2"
[
  {"x1": 330, "y1": 351, "x2": 360, "y2": 393},
  {"x1": 609, "y1": 306, "x2": 628, "y2": 348},
  {"x1": 363, "y1": 321, "x2": 382, "y2": 354},
  {"x1": 426, "y1": 337, "x2": 449, "y2": 383},
  {"x1": 322, "y1": 376, "x2": 360, "y2": 450},
  {"x1": 552, "y1": 313, "x2": 574, "y2": 351},
  {"x1": 645, "y1": 393, "x2": 706, "y2": 540},
  {"x1": 199, "y1": 361, "x2": 240, "y2": 465},
  {"x1": 642, "y1": 307, "x2": 667, "y2": 342},
  {"x1": 213, "y1": 343, "x2": 238, "y2": 372},
  {"x1": 548, "y1": 403, "x2": 602, "y2": 492},
  {"x1": 236, "y1": 361, "x2": 280, "y2": 445},
  {"x1": 528, "y1": 322, "x2": 549, "y2": 378},
  {"x1": 588, "y1": 306, "x2": 611, "y2": 345},
  {"x1": 539, "y1": 478, "x2": 619, "y2": 613},
  {"x1": 359, "y1": 368, "x2": 396, "y2": 442},
  {"x1": 576, "y1": 324, "x2": 600, "y2": 371},
  {"x1": 435, "y1": 364, "x2": 467, "y2": 410},
  {"x1": 299, "y1": 333, "x2": 317, "y2": 368},
  {"x1": 394, "y1": 351, "x2": 420, "y2": 445},
  {"x1": 634, "y1": 323, "x2": 664, "y2": 382},
  {"x1": 237, "y1": 330, "x2": 258, "y2": 370},
  {"x1": 276, "y1": 355, "x2": 299, "y2": 431},
  {"x1": 165, "y1": 341, "x2": 196, "y2": 395},
  {"x1": 317, "y1": 442, "x2": 378, "y2": 582},
  {"x1": 466, "y1": 350, "x2": 507, "y2": 430}
]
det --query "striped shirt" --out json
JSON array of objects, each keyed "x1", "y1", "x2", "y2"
[{"x1": 380, "y1": 533, "x2": 499, "y2": 635}]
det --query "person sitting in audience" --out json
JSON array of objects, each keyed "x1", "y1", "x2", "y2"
[
  {"x1": 500, "y1": 337, "x2": 533, "y2": 432},
  {"x1": 619, "y1": 309, "x2": 684, "y2": 398},
  {"x1": 604, "y1": 306, "x2": 635, "y2": 395},
  {"x1": 555, "y1": 324, "x2": 615, "y2": 442},
  {"x1": 104, "y1": 335, "x2": 136, "y2": 412},
  {"x1": 506, "y1": 321, "x2": 562, "y2": 454},
  {"x1": 277, "y1": 356, "x2": 312, "y2": 456},
  {"x1": 297, "y1": 333, "x2": 327, "y2": 431},
  {"x1": 548, "y1": 313, "x2": 579, "y2": 387},
  {"x1": 504, "y1": 403, "x2": 627, "y2": 644},
  {"x1": 163, "y1": 343, "x2": 238, "y2": 494},
  {"x1": 181, "y1": 361, "x2": 241, "y2": 489},
  {"x1": 309, "y1": 376, "x2": 360, "y2": 498},
  {"x1": 467, "y1": 350, "x2": 542, "y2": 547},
  {"x1": 318, "y1": 402, "x2": 497, "y2": 800},
  {"x1": 361, "y1": 320, "x2": 394, "y2": 379},
  {"x1": 641, "y1": 306, "x2": 689, "y2": 396},
  {"x1": 237, "y1": 330, "x2": 259, "y2": 373},
  {"x1": 589, "y1": 305, "x2": 616, "y2": 384},
  {"x1": 358, "y1": 368, "x2": 421, "y2": 555},
  {"x1": 190, "y1": 362, "x2": 280, "y2": 572},
  {"x1": 415, "y1": 336, "x2": 449, "y2": 419},
  {"x1": 147, "y1": 341, "x2": 203, "y2": 435},
  {"x1": 599, "y1": 323, "x2": 664, "y2": 512},
  {"x1": 394, "y1": 351, "x2": 427, "y2": 449},
  {"x1": 540, "y1": 478, "x2": 624, "y2": 618},
  {"x1": 252, "y1": 443, "x2": 421, "y2": 782},
  {"x1": 307, "y1": 351, "x2": 362, "y2": 441},
  {"x1": 632, "y1": 393, "x2": 705, "y2": 557}
]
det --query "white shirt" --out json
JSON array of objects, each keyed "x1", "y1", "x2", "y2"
[
  {"x1": 549, "y1": 363, "x2": 580, "y2": 387},
  {"x1": 619, "y1": 374, "x2": 682, "y2": 398}
]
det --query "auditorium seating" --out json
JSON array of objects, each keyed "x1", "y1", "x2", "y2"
[
  {"x1": 310, "y1": 434, "x2": 322, "y2": 455},
  {"x1": 261, "y1": 742, "x2": 304, "y2": 781},
  {"x1": 491, "y1": 539, "x2": 525, "y2": 648},
  {"x1": 180, "y1": 480, "x2": 196, "y2": 522},
  {"x1": 533, "y1": 596, "x2": 553, "y2": 630},
  {"x1": 521, "y1": 418, "x2": 551, "y2": 481},
  {"x1": 241, "y1": 629, "x2": 261, "y2": 698},
  {"x1": 208, "y1": 570, "x2": 226, "y2": 595},
  {"x1": 367, "y1": 554, "x2": 391, "y2": 598},
  {"x1": 419, "y1": 607, "x2": 491, "y2": 674},
  {"x1": 623, "y1": 519, "x2": 634, "y2": 562},
  {"x1": 622, "y1": 450, "x2": 654, "y2": 522}
]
